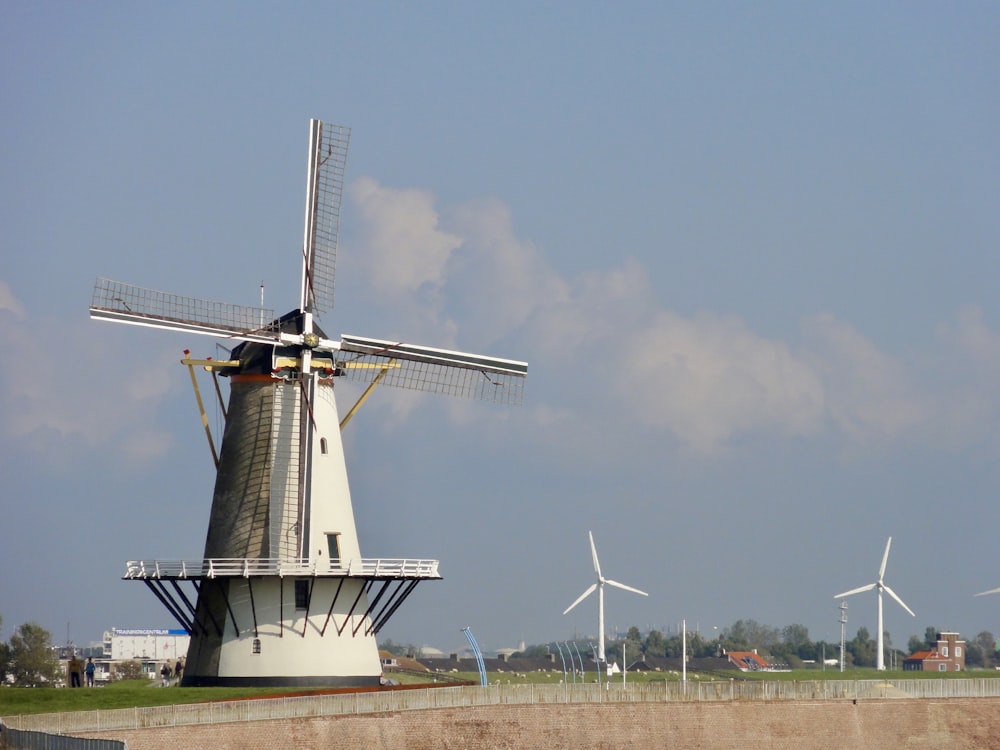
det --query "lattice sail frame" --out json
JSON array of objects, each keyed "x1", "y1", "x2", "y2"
[
  {"x1": 91, "y1": 278, "x2": 527, "y2": 405},
  {"x1": 338, "y1": 335, "x2": 526, "y2": 406},
  {"x1": 91, "y1": 277, "x2": 278, "y2": 343},
  {"x1": 302, "y1": 121, "x2": 350, "y2": 316}
]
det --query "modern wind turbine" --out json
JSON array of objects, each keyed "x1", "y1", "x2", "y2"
[
  {"x1": 90, "y1": 119, "x2": 527, "y2": 687},
  {"x1": 563, "y1": 531, "x2": 648, "y2": 664},
  {"x1": 834, "y1": 536, "x2": 915, "y2": 671}
]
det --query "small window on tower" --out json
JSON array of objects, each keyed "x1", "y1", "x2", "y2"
[
  {"x1": 320, "y1": 438, "x2": 328, "y2": 454},
  {"x1": 295, "y1": 580, "x2": 309, "y2": 609},
  {"x1": 252, "y1": 638, "x2": 261, "y2": 654},
  {"x1": 327, "y1": 533, "x2": 341, "y2": 562}
]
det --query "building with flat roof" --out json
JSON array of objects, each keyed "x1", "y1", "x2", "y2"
[
  {"x1": 104, "y1": 628, "x2": 190, "y2": 662},
  {"x1": 904, "y1": 631, "x2": 965, "y2": 672}
]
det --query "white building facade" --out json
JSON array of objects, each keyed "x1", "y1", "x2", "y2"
[{"x1": 104, "y1": 628, "x2": 190, "y2": 663}]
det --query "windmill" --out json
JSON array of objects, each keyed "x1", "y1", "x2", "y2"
[
  {"x1": 562, "y1": 531, "x2": 648, "y2": 665},
  {"x1": 90, "y1": 119, "x2": 527, "y2": 687},
  {"x1": 834, "y1": 536, "x2": 915, "y2": 671}
]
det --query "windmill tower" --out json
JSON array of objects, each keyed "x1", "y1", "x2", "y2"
[
  {"x1": 90, "y1": 119, "x2": 527, "y2": 687},
  {"x1": 834, "y1": 536, "x2": 914, "y2": 671},
  {"x1": 562, "y1": 531, "x2": 647, "y2": 665}
]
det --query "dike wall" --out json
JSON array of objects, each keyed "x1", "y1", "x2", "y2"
[{"x1": 78, "y1": 698, "x2": 1000, "y2": 749}]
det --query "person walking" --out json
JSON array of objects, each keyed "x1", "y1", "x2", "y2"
[
  {"x1": 85, "y1": 657, "x2": 96, "y2": 687},
  {"x1": 69, "y1": 654, "x2": 83, "y2": 688}
]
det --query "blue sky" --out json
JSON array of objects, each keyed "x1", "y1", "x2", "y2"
[{"x1": 2, "y1": 2, "x2": 1000, "y2": 656}]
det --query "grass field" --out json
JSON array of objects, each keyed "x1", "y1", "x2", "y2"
[
  {"x1": 0, "y1": 680, "x2": 311, "y2": 717},
  {"x1": 0, "y1": 668, "x2": 988, "y2": 717}
]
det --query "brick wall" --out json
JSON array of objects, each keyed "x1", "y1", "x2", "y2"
[{"x1": 81, "y1": 698, "x2": 1000, "y2": 749}]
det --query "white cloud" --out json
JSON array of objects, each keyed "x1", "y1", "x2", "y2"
[
  {"x1": 351, "y1": 176, "x2": 461, "y2": 297},
  {"x1": 0, "y1": 280, "x2": 27, "y2": 319},
  {"x1": 801, "y1": 314, "x2": 930, "y2": 448},
  {"x1": 939, "y1": 305, "x2": 1000, "y2": 367},
  {"x1": 444, "y1": 198, "x2": 570, "y2": 345},
  {"x1": 347, "y1": 184, "x2": 1000, "y2": 458},
  {"x1": 0, "y1": 281, "x2": 176, "y2": 465},
  {"x1": 614, "y1": 310, "x2": 826, "y2": 453},
  {"x1": 928, "y1": 306, "x2": 1000, "y2": 452}
]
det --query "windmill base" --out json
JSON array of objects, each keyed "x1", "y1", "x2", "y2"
[{"x1": 180, "y1": 674, "x2": 383, "y2": 688}]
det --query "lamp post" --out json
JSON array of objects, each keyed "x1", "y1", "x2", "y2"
[{"x1": 622, "y1": 640, "x2": 627, "y2": 686}]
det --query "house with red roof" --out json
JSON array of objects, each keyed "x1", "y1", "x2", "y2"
[
  {"x1": 903, "y1": 632, "x2": 965, "y2": 672},
  {"x1": 726, "y1": 651, "x2": 771, "y2": 671}
]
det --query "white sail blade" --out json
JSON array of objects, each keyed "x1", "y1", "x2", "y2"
[
  {"x1": 882, "y1": 584, "x2": 916, "y2": 617},
  {"x1": 834, "y1": 582, "x2": 876, "y2": 599},
  {"x1": 878, "y1": 536, "x2": 892, "y2": 580},
  {"x1": 605, "y1": 579, "x2": 648, "y2": 597},
  {"x1": 340, "y1": 335, "x2": 528, "y2": 376},
  {"x1": 301, "y1": 119, "x2": 349, "y2": 316},
  {"x1": 338, "y1": 334, "x2": 527, "y2": 405},
  {"x1": 974, "y1": 587, "x2": 1000, "y2": 597},
  {"x1": 90, "y1": 278, "x2": 280, "y2": 344},
  {"x1": 589, "y1": 531, "x2": 602, "y2": 579},
  {"x1": 562, "y1": 583, "x2": 597, "y2": 615}
]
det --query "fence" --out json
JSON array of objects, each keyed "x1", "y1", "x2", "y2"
[
  {"x1": 0, "y1": 722, "x2": 127, "y2": 750},
  {"x1": 5, "y1": 679, "x2": 1000, "y2": 736}
]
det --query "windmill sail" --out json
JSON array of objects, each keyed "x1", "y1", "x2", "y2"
[
  {"x1": 90, "y1": 278, "x2": 279, "y2": 344},
  {"x1": 338, "y1": 334, "x2": 527, "y2": 405},
  {"x1": 301, "y1": 120, "x2": 349, "y2": 316}
]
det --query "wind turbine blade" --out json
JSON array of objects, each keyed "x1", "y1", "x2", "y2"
[
  {"x1": 974, "y1": 587, "x2": 1000, "y2": 597},
  {"x1": 589, "y1": 531, "x2": 602, "y2": 579},
  {"x1": 878, "y1": 537, "x2": 893, "y2": 580},
  {"x1": 605, "y1": 579, "x2": 649, "y2": 597},
  {"x1": 882, "y1": 584, "x2": 916, "y2": 617},
  {"x1": 834, "y1": 582, "x2": 876, "y2": 599},
  {"x1": 562, "y1": 584, "x2": 597, "y2": 615}
]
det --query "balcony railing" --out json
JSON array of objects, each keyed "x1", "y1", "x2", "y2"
[{"x1": 123, "y1": 558, "x2": 441, "y2": 581}]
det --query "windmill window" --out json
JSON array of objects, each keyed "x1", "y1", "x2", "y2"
[
  {"x1": 252, "y1": 638, "x2": 261, "y2": 654},
  {"x1": 938, "y1": 663, "x2": 947, "y2": 672},
  {"x1": 941, "y1": 646, "x2": 948, "y2": 658},
  {"x1": 320, "y1": 438, "x2": 328, "y2": 455},
  {"x1": 956, "y1": 646, "x2": 962, "y2": 657},
  {"x1": 326, "y1": 533, "x2": 342, "y2": 565},
  {"x1": 294, "y1": 580, "x2": 309, "y2": 609}
]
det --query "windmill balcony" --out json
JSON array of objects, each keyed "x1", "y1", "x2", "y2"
[{"x1": 124, "y1": 558, "x2": 441, "y2": 581}]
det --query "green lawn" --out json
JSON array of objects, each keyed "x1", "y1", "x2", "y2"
[
  {"x1": 0, "y1": 680, "x2": 311, "y2": 717},
  {"x1": 1, "y1": 669, "x2": 991, "y2": 717}
]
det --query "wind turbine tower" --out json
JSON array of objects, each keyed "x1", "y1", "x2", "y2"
[
  {"x1": 563, "y1": 531, "x2": 647, "y2": 665},
  {"x1": 834, "y1": 536, "x2": 915, "y2": 671}
]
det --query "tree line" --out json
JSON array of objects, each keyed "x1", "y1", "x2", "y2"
[{"x1": 510, "y1": 620, "x2": 999, "y2": 669}]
